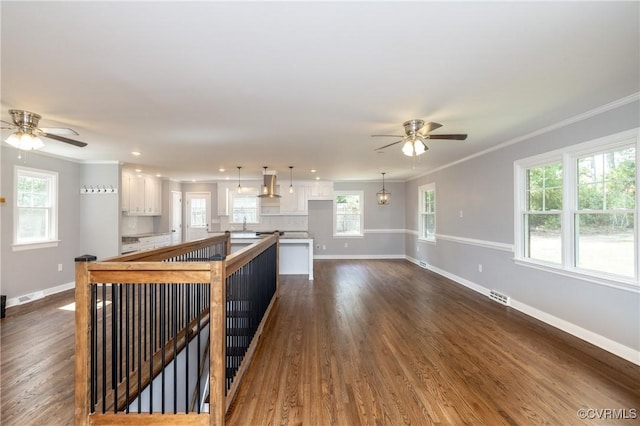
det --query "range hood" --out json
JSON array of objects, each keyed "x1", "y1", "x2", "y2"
[{"x1": 257, "y1": 174, "x2": 281, "y2": 198}]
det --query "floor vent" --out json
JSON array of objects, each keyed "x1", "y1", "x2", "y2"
[
  {"x1": 489, "y1": 290, "x2": 510, "y2": 306},
  {"x1": 419, "y1": 261, "x2": 427, "y2": 268},
  {"x1": 17, "y1": 291, "x2": 45, "y2": 305}
]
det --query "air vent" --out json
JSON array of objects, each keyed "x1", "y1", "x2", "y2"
[
  {"x1": 17, "y1": 291, "x2": 45, "y2": 305},
  {"x1": 419, "y1": 261, "x2": 427, "y2": 268},
  {"x1": 489, "y1": 290, "x2": 510, "y2": 306}
]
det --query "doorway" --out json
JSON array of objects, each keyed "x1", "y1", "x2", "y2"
[
  {"x1": 185, "y1": 192, "x2": 211, "y2": 241},
  {"x1": 171, "y1": 191, "x2": 183, "y2": 244}
]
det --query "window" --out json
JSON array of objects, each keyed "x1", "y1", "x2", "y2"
[
  {"x1": 515, "y1": 130, "x2": 638, "y2": 284},
  {"x1": 524, "y1": 162, "x2": 563, "y2": 263},
  {"x1": 231, "y1": 191, "x2": 259, "y2": 224},
  {"x1": 334, "y1": 191, "x2": 363, "y2": 236},
  {"x1": 189, "y1": 197, "x2": 207, "y2": 227},
  {"x1": 419, "y1": 183, "x2": 436, "y2": 241},
  {"x1": 14, "y1": 166, "x2": 58, "y2": 249}
]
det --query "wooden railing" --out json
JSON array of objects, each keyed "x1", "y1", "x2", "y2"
[{"x1": 74, "y1": 233, "x2": 279, "y2": 425}]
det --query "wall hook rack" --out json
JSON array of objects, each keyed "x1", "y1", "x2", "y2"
[{"x1": 81, "y1": 184, "x2": 118, "y2": 195}]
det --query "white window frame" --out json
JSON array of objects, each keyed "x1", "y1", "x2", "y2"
[
  {"x1": 418, "y1": 183, "x2": 436, "y2": 242},
  {"x1": 230, "y1": 188, "x2": 260, "y2": 224},
  {"x1": 333, "y1": 190, "x2": 364, "y2": 237},
  {"x1": 514, "y1": 128, "x2": 639, "y2": 290},
  {"x1": 13, "y1": 166, "x2": 59, "y2": 251}
]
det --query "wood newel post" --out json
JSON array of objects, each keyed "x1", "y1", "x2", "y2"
[
  {"x1": 224, "y1": 231, "x2": 231, "y2": 257},
  {"x1": 209, "y1": 258, "x2": 226, "y2": 425},
  {"x1": 74, "y1": 255, "x2": 97, "y2": 426}
]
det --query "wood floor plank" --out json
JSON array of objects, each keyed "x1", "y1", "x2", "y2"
[{"x1": 1, "y1": 259, "x2": 639, "y2": 425}]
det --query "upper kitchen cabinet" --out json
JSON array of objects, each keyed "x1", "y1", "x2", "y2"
[
  {"x1": 217, "y1": 182, "x2": 232, "y2": 216},
  {"x1": 121, "y1": 172, "x2": 162, "y2": 216},
  {"x1": 307, "y1": 180, "x2": 334, "y2": 200},
  {"x1": 279, "y1": 184, "x2": 309, "y2": 215}
]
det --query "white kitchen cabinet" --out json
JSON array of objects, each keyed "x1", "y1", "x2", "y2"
[
  {"x1": 129, "y1": 175, "x2": 145, "y2": 214},
  {"x1": 144, "y1": 177, "x2": 162, "y2": 215},
  {"x1": 121, "y1": 172, "x2": 131, "y2": 212},
  {"x1": 122, "y1": 172, "x2": 162, "y2": 216},
  {"x1": 307, "y1": 180, "x2": 334, "y2": 200},
  {"x1": 217, "y1": 182, "x2": 230, "y2": 216},
  {"x1": 280, "y1": 183, "x2": 309, "y2": 215}
]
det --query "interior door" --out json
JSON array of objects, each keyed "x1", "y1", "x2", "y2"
[
  {"x1": 171, "y1": 191, "x2": 183, "y2": 244},
  {"x1": 185, "y1": 192, "x2": 211, "y2": 242}
]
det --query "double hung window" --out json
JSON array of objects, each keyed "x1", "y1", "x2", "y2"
[
  {"x1": 515, "y1": 130, "x2": 637, "y2": 284},
  {"x1": 419, "y1": 183, "x2": 436, "y2": 241},
  {"x1": 14, "y1": 166, "x2": 58, "y2": 249},
  {"x1": 334, "y1": 191, "x2": 363, "y2": 237}
]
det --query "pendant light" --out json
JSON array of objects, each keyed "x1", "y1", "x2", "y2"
[
  {"x1": 289, "y1": 166, "x2": 294, "y2": 194},
  {"x1": 236, "y1": 166, "x2": 242, "y2": 193},
  {"x1": 262, "y1": 166, "x2": 269, "y2": 194},
  {"x1": 377, "y1": 172, "x2": 390, "y2": 205}
]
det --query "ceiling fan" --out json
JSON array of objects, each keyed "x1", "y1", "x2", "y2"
[
  {"x1": 1, "y1": 109, "x2": 87, "y2": 150},
  {"x1": 372, "y1": 119, "x2": 467, "y2": 156}
]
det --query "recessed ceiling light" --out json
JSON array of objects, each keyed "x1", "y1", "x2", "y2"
[
  {"x1": 131, "y1": 151, "x2": 141, "y2": 156},
  {"x1": 310, "y1": 169, "x2": 317, "y2": 173},
  {"x1": 219, "y1": 168, "x2": 225, "y2": 172},
  {"x1": 135, "y1": 169, "x2": 142, "y2": 173},
  {"x1": 316, "y1": 176, "x2": 320, "y2": 180},
  {"x1": 155, "y1": 174, "x2": 162, "y2": 178}
]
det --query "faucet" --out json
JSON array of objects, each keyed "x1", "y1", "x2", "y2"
[{"x1": 242, "y1": 216, "x2": 247, "y2": 231}]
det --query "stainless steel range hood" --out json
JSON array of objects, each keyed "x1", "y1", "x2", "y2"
[{"x1": 257, "y1": 174, "x2": 281, "y2": 198}]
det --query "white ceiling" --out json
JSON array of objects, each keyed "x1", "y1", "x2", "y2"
[{"x1": 1, "y1": 1, "x2": 638, "y2": 182}]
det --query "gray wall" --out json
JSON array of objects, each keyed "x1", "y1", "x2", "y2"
[
  {"x1": 79, "y1": 162, "x2": 120, "y2": 260},
  {"x1": 405, "y1": 99, "x2": 640, "y2": 353},
  {"x1": 1, "y1": 147, "x2": 81, "y2": 299},
  {"x1": 309, "y1": 181, "x2": 405, "y2": 257}
]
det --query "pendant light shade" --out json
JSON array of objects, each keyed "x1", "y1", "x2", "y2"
[
  {"x1": 5, "y1": 131, "x2": 44, "y2": 150},
  {"x1": 377, "y1": 172, "x2": 390, "y2": 205},
  {"x1": 262, "y1": 166, "x2": 269, "y2": 194},
  {"x1": 289, "y1": 166, "x2": 294, "y2": 194}
]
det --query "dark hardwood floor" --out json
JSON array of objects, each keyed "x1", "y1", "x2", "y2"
[{"x1": 1, "y1": 259, "x2": 638, "y2": 425}]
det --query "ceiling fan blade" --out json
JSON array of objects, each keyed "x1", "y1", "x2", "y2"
[
  {"x1": 40, "y1": 127, "x2": 79, "y2": 136},
  {"x1": 43, "y1": 132, "x2": 88, "y2": 147},
  {"x1": 428, "y1": 134, "x2": 468, "y2": 140},
  {"x1": 375, "y1": 140, "x2": 404, "y2": 151},
  {"x1": 371, "y1": 134, "x2": 404, "y2": 138},
  {"x1": 1, "y1": 119, "x2": 16, "y2": 127},
  {"x1": 422, "y1": 122, "x2": 443, "y2": 133}
]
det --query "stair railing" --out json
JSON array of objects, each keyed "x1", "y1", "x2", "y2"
[{"x1": 74, "y1": 233, "x2": 279, "y2": 425}]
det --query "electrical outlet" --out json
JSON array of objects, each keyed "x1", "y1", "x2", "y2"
[
  {"x1": 322, "y1": 245, "x2": 326, "y2": 250},
  {"x1": 417, "y1": 246, "x2": 420, "y2": 252},
  {"x1": 478, "y1": 264, "x2": 483, "y2": 272},
  {"x1": 459, "y1": 210, "x2": 463, "y2": 218},
  {"x1": 344, "y1": 242, "x2": 348, "y2": 248},
  {"x1": 58, "y1": 263, "x2": 63, "y2": 272}
]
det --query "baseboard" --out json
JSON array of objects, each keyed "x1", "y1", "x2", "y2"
[
  {"x1": 5, "y1": 281, "x2": 75, "y2": 308},
  {"x1": 314, "y1": 254, "x2": 406, "y2": 260},
  {"x1": 405, "y1": 256, "x2": 640, "y2": 366}
]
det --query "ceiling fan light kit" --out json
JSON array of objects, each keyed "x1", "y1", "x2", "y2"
[
  {"x1": 5, "y1": 132, "x2": 44, "y2": 150},
  {"x1": 372, "y1": 119, "x2": 467, "y2": 157},
  {"x1": 1, "y1": 109, "x2": 87, "y2": 150}
]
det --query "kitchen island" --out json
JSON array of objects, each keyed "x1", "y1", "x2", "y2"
[{"x1": 227, "y1": 232, "x2": 314, "y2": 280}]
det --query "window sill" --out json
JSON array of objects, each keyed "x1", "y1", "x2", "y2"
[
  {"x1": 12, "y1": 240, "x2": 61, "y2": 252},
  {"x1": 513, "y1": 258, "x2": 639, "y2": 293},
  {"x1": 333, "y1": 234, "x2": 364, "y2": 238}
]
